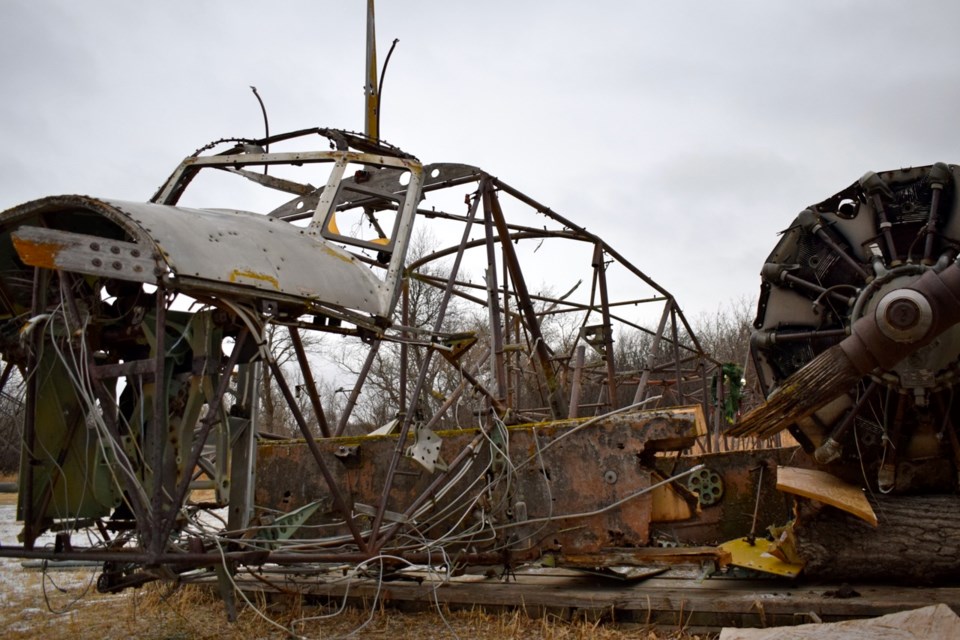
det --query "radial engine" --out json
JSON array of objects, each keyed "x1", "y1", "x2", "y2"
[{"x1": 740, "y1": 163, "x2": 960, "y2": 493}]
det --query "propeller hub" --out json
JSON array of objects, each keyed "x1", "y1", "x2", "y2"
[{"x1": 876, "y1": 289, "x2": 932, "y2": 343}]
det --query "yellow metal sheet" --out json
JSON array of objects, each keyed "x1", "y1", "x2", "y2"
[
  {"x1": 776, "y1": 466, "x2": 878, "y2": 527},
  {"x1": 718, "y1": 537, "x2": 803, "y2": 578}
]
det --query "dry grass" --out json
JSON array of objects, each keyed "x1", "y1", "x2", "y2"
[
  {"x1": 0, "y1": 577, "x2": 716, "y2": 639},
  {"x1": 0, "y1": 486, "x2": 716, "y2": 638}
]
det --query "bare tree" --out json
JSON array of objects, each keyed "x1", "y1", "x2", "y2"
[
  {"x1": 258, "y1": 324, "x2": 326, "y2": 437},
  {"x1": 0, "y1": 367, "x2": 23, "y2": 474}
]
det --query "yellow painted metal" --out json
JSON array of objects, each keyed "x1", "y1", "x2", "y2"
[
  {"x1": 718, "y1": 537, "x2": 804, "y2": 578},
  {"x1": 365, "y1": 0, "x2": 379, "y2": 140},
  {"x1": 650, "y1": 475, "x2": 696, "y2": 522},
  {"x1": 777, "y1": 466, "x2": 878, "y2": 527}
]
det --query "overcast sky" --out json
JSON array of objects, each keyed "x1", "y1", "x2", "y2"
[{"x1": 3, "y1": 1, "x2": 960, "y2": 320}]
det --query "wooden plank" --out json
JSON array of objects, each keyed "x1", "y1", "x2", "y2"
[{"x1": 213, "y1": 565, "x2": 960, "y2": 631}]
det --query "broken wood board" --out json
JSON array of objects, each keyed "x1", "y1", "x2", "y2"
[
  {"x1": 215, "y1": 566, "x2": 960, "y2": 632},
  {"x1": 777, "y1": 466, "x2": 877, "y2": 526}
]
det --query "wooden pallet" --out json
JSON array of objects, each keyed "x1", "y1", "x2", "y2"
[{"x1": 214, "y1": 565, "x2": 960, "y2": 631}]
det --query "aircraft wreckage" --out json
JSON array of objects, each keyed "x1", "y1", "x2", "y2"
[
  {"x1": 0, "y1": 124, "x2": 734, "y2": 589},
  {"x1": 2, "y1": 12, "x2": 960, "y2": 623},
  {"x1": 4, "y1": 126, "x2": 960, "y2": 596}
]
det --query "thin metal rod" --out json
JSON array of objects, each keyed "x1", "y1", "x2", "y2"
[
  {"x1": 377, "y1": 421, "x2": 497, "y2": 550},
  {"x1": 161, "y1": 328, "x2": 250, "y2": 542},
  {"x1": 264, "y1": 355, "x2": 368, "y2": 552},
  {"x1": 369, "y1": 178, "x2": 484, "y2": 549},
  {"x1": 633, "y1": 301, "x2": 672, "y2": 404},
  {"x1": 336, "y1": 339, "x2": 381, "y2": 437},
  {"x1": 20, "y1": 267, "x2": 43, "y2": 549},
  {"x1": 670, "y1": 304, "x2": 685, "y2": 405},
  {"x1": 289, "y1": 326, "x2": 330, "y2": 438},
  {"x1": 399, "y1": 281, "x2": 409, "y2": 411},
  {"x1": 482, "y1": 190, "x2": 508, "y2": 403},
  {"x1": 492, "y1": 178, "x2": 674, "y2": 299},
  {"x1": 487, "y1": 184, "x2": 566, "y2": 418},
  {"x1": 568, "y1": 345, "x2": 586, "y2": 419},
  {"x1": 421, "y1": 349, "x2": 491, "y2": 432},
  {"x1": 364, "y1": 0, "x2": 379, "y2": 140},
  {"x1": 149, "y1": 289, "x2": 168, "y2": 556},
  {"x1": 594, "y1": 242, "x2": 619, "y2": 409}
]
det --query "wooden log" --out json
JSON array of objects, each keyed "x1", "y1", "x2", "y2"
[{"x1": 794, "y1": 494, "x2": 960, "y2": 582}]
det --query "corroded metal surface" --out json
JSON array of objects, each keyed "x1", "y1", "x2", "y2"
[
  {"x1": 0, "y1": 124, "x2": 725, "y2": 590},
  {"x1": 653, "y1": 448, "x2": 814, "y2": 545},
  {"x1": 256, "y1": 409, "x2": 705, "y2": 555}
]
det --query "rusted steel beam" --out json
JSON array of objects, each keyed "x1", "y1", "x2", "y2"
[
  {"x1": 289, "y1": 326, "x2": 331, "y2": 438},
  {"x1": 487, "y1": 185, "x2": 566, "y2": 419},
  {"x1": 670, "y1": 305, "x2": 686, "y2": 405},
  {"x1": 491, "y1": 179, "x2": 674, "y2": 300},
  {"x1": 0, "y1": 545, "x2": 540, "y2": 568},
  {"x1": 561, "y1": 546, "x2": 730, "y2": 568},
  {"x1": 482, "y1": 197, "x2": 508, "y2": 403},
  {"x1": 593, "y1": 242, "x2": 619, "y2": 410},
  {"x1": 258, "y1": 409, "x2": 705, "y2": 556}
]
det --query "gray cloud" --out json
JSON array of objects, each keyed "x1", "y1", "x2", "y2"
[{"x1": 2, "y1": 0, "x2": 959, "y2": 317}]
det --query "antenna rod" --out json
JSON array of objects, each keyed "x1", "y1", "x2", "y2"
[{"x1": 365, "y1": 0, "x2": 379, "y2": 141}]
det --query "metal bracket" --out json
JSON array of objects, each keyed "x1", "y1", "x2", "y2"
[
  {"x1": 405, "y1": 426, "x2": 446, "y2": 473},
  {"x1": 255, "y1": 500, "x2": 323, "y2": 547}
]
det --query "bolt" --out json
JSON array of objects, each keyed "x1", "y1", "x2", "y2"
[
  {"x1": 885, "y1": 298, "x2": 921, "y2": 329},
  {"x1": 604, "y1": 470, "x2": 618, "y2": 484}
]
